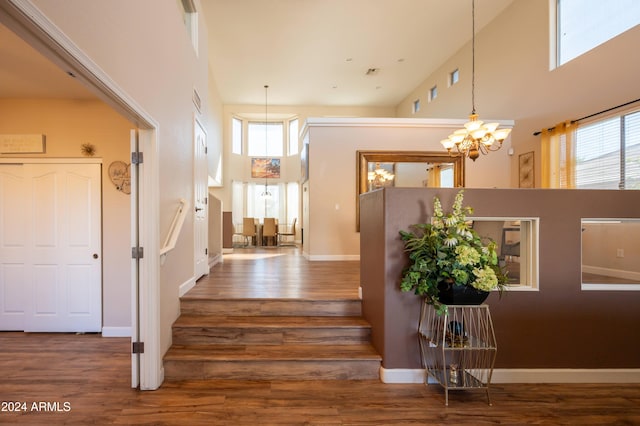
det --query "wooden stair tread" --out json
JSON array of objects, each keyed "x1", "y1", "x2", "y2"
[
  {"x1": 180, "y1": 296, "x2": 362, "y2": 302},
  {"x1": 173, "y1": 315, "x2": 371, "y2": 328},
  {"x1": 164, "y1": 344, "x2": 381, "y2": 361}
]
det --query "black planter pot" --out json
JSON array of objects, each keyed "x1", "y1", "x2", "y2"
[{"x1": 437, "y1": 280, "x2": 490, "y2": 305}]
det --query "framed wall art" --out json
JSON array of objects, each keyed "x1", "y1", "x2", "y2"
[
  {"x1": 519, "y1": 151, "x2": 534, "y2": 188},
  {"x1": 251, "y1": 157, "x2": 280, "y2": 178}
]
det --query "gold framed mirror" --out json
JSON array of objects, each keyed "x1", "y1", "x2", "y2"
[{"x1": 356, "y1": 150, "x2": 465, "y2": 231}]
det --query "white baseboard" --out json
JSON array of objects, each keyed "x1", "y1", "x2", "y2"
[
  {"x1": 379, "y1": 367, "x2": 640, "y2": 384},
  {"x1": 101, "y1": 326, "x2": 131, "y2": 337},
  {"x1": 208, "y1": 253, "x2": 222, "y2": 268},
  {"x1": 306, "y1": 254, "x2": 360, "y2": 261},
  {"x1": 178, "y1": 276, "x2": 196, "y2": 297},
  {"x1": 582, "y1": 265, "x2": 640, "y2": 281}
]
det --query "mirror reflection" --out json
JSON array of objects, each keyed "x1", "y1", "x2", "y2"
[
  {"x1": 356, "y1": 150, "x2": 465, "y2": 231},
  {"x1": 366, "y1": 162, "x2": 455, "y2": 191},
  {"x1": 582, "y1": 219, "x2": 640, "y2": 285}
]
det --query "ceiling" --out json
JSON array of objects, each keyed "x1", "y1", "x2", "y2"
[{"x1": 0, "y1": 0, "x2": 515, "y2": 108}]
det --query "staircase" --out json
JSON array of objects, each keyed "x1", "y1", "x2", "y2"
[{"x1": 163, "y1": 296, "x2": 381, "y2": 381}]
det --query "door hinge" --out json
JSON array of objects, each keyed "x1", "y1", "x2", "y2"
[
  {"x1": 132, "y1": 342, "x2": 144, "y2": 354},
  {"x1": 131, "y1": 151, "x2": 144, "y2": 164},
  {"x1": 205, "y1": 248, "x2": 208, "y2": 255},
  {"x1": 132, "y1": 247, "x2": 144, "y2": 259},
  {"x1": 205, "y1": 147, "x2": 208, "y2": 154},
  {"x1": 205, "y1": 198, "x2": 208, "y2": 205}
]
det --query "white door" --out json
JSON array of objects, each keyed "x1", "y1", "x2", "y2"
[
  {"x1": 0, "y1": 162, "x2": 102, "y2": 332},
  {"x1": 194, "y1": 119, "x2": 208, "y2": 279},
  {"x1": 0, "y1": 165, "x2": 28, "y2": 329}
]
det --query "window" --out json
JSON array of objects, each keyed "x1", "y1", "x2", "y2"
[
  {"x1": 556, "y1": 0, "x2": 640, "y2": 66},
  {"x1": 470, "y1": 218, "x2": 540, "y2": 290},
  {"x1": 247, "y1": 122, "x2": 283, "y2": 157},
  {"x1": 178, "y1": 0, "x2": 198, "y2": 53},
  {"x1": 232, "y1": 117, "x2": 242, "y2": 155},
  {"x1": 449, "y1": 69, "x2": 459, "y2": 86},
  {"x1": 412, "y1": 99, "x2": 421, "y2": 114},
  {"x1": 288, "y1": 119, "x2": 299, "y2": 156},
  {"x1": 428, "y1": 85, "x2": 438, "y2": 102},
  {"x1": 576, "y1": 110, "x2": 640, "y2": 189},
  {"x1": 232, "y1": 181, "x2": 299, "y2": 225},
  {"x1": 582, "y1": 219, "x2": 640, "y2": 291},
  {"x1": 248, "y1": 183, "x2": 280, "y2": 221}
]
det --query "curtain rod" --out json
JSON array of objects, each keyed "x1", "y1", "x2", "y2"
[{"x1": 532, "y1": 97, "x2": 640, "y2": 136}]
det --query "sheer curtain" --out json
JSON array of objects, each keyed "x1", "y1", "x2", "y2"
[
  {"x1": 427, "y1": 165, "x2": 441, "y2": 188},
  {"x1": 541, "y1": 121, "x2": 577, "y2": 188}
]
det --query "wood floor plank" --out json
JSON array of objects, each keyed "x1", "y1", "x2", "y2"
[{"x1": 1, "y1": 332, "x2": 639, "y2": 424}]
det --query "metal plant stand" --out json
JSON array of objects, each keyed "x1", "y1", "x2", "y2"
[{"x1": 418, "y1": 303, "x2": 497, "y2": 406}]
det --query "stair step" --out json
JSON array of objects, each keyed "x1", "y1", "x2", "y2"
[
  {"x1": 172, "y1": 315, "x2": 372, "y2": 345},
  {"x1": 163, "y1": 344, "x2": 381, "y2": 381},
  {"x1": 180, "y1": 298, "x2": 362, "y2": 317}
]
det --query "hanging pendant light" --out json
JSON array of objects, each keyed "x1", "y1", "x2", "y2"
[
  {"x1": 261, "y1": 84, "x2": 272, "y2": 198},
  {"x1": 440, "y1": 0, "x2": 511, "y2": 161}
]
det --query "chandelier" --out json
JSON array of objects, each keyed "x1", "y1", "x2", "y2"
[
  {"x1": 368, "y1": 163, "x2": 395, "y2": 188},
  {"x1": 261, "y1": 84, "x2": 272, "y2": 198},
  {"x1": 440, "y1": 0, "x2": 511, "y2": 161}
]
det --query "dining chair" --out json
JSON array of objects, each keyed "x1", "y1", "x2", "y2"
[
  {"x1": 277, "y1": 218, "x2": 296, "y2": 246},
  {"x1": 241, "y1": 217, "x2": 257, "y2": 247},
  {"x1": 262, "y1": 217, "x2": 278, "y2": 246}
]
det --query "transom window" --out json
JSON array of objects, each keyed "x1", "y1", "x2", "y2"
[
  {"x1": 248, "y1": 122, "x2": 284, "y2": 157},
  {"x1": 556, "y1": 0, "x2": 640, "y2": 66}
]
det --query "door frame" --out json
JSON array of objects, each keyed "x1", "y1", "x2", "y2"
[{"x1": 0, "y1": 0, "x2": 162, "y2": 389}]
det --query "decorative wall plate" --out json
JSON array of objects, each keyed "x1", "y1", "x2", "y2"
[{"x1": 108, "y1": 161, "x2": 131, "y2": 194}]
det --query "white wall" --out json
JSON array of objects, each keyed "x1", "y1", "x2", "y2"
[
  {"x1": 0, "y1": 99, "x2": 132, "y2": 331},
  {"x1": 209, "y1": 104, "x2": 395, "y2": 211},
  {"x1": 396, "y1": 0, "x2": 640, "y2": 188},
  {"x1": 29, "y1": 0, "x2": 222, "y2": 356},
  {"x1": 302, "y1": 117, "x2": 512, "y2": 260}
]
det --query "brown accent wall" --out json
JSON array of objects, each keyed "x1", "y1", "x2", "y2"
[
  {"x1": 360, "y1": 188, "x2": 640, "y2": 369},
  {"x1": 223, "y1": 211, "x2": 234, "y2": 249}
]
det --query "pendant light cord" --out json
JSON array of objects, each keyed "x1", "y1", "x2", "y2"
[
  {"x1": 471, "y1": 0, "x2": 476, "y2": 115},
  {"x1": 264, "y1": 85, "x2": 269, "y2": 191}
]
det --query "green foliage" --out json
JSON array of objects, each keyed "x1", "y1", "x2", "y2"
[{"x1": 399, "y1": 190, "x2": 507, "y2": 314}]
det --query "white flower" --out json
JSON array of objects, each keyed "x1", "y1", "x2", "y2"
[{"x1": 443, "y1": 237, "x2": 458, "y2": 247}]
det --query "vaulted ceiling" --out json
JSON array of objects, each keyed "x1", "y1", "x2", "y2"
[{"x1": 0, "y1": 0, "x2": 514, "y2": 107}]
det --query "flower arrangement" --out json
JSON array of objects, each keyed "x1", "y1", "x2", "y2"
[{"x1": 399, "y1": 190, "x2": 507, "y2": 314}]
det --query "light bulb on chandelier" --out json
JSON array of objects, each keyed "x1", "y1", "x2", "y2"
[{"x1": 440, "y1": 0, "x2": 511, "y2": 161}]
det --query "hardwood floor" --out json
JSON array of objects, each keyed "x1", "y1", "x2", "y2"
[
  {"x1": 2, "y1": 248, "x2": 639, "y2": 425},
  {"x1": 1, "y1": 332, "x2": 640, "y2": 425}
]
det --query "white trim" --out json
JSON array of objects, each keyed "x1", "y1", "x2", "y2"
[
  {"x1": 209, "y1": 253, "x2": 223, "y2": 268},
  {"x1": 582, "y1": 265, "x2": 640, "y2": 283},
  {"x1": 0, "y1": 158, "x2": 102, "y2": 164},
  {"x1": 582, "y1": 283, "x2": 640, "y2": 291},
  {"x1": 138, "y1": 128, "x2": 162, "y2": 391},
  {"x1": 102, "y1": 326, "x2": 131, "y2": 337},
  {"x1": 307, "y1": 255, "x2": 361, "y2": 261},
  {"x1": 380, "y1": 368, "x2": 426, "y2": 384},
  {"x1": 178, "y1": 276, "x2": 197, "y2": 298},
  {"x1": 303, "y1": 117, "x2": 514, "y2": 129},
  {"x1": 380, "y1": 368, "x2": 640, "y2": 384}
]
